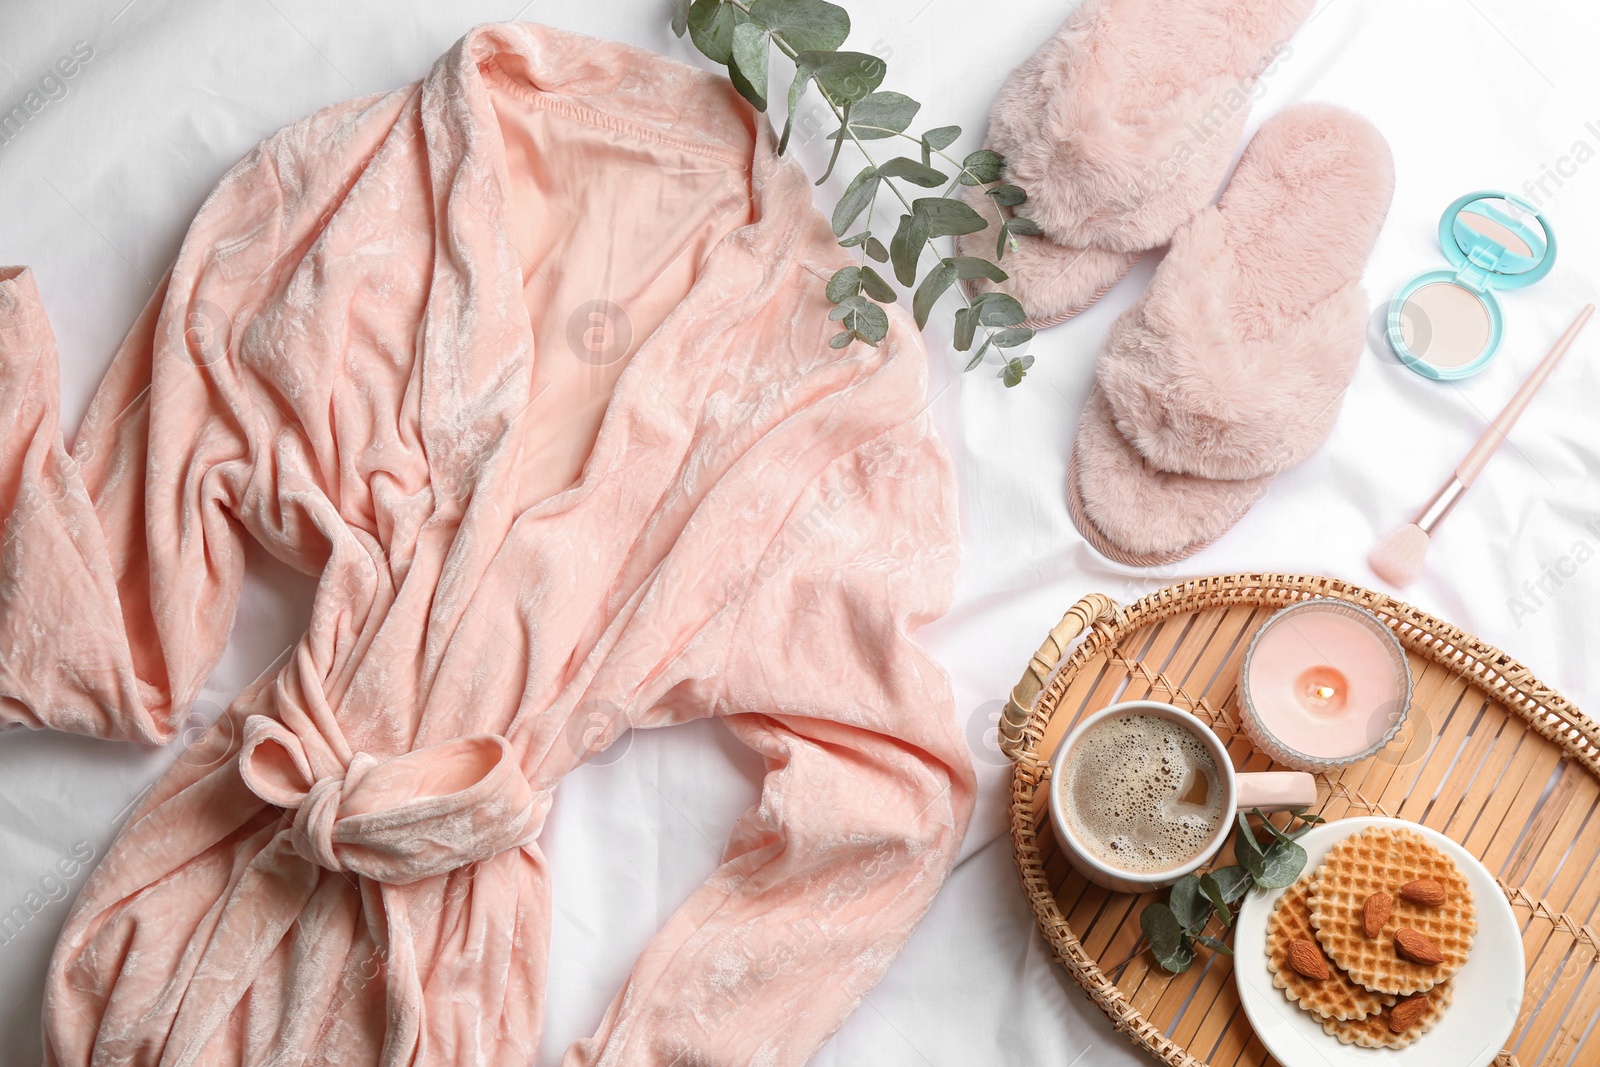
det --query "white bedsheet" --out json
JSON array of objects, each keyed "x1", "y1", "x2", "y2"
[{"x1": 1, "y1": 1, "x2": 1596, "y2": 1063}]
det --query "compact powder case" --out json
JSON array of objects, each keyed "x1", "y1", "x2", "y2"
[{"x1": 1387, "y1": 191, "x2": 1556, "y2": 380}]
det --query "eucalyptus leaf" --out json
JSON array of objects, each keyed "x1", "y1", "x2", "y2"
[
  {"x1": 827, "y1": 292, "x2": 869, "y2": 320},
  {"x1": 1157, "y1": 939, "x2": 1196, "y2": 973},
  {"x1": 1235, "y1": 818, "x2": 1267, "y2": 879},
  {"x1": 748, "y1": 0, "x2": 850, "y2": 52},
  {"x1": 792, "y1": 49, "x2": 886, "y2": 108},
  {"x1": 889, "y1": 211, "x2": 928, "y2": 286},
  {"x1": 953, "y1": 306, "x2": 976, "y2": 352},
  {"x1": 848, "y1": 300, "x2": 889, "y2": 344},
  {"x1": 1209, "y1": 864, "x2": 1254, "y2": 906},
  {"x1": 832, "y1": 166, "x2": 879, "y2": 236},
  {"x1": 1140, "y1": 903, "x2": 1184, "y2": 959},
  {"x1": 825, "y1": 266, "x2": 862, "y2": 304},
  {"x1": 966, "y1": 335, "x2": 992, "y2": 371},
  {"x1": 1168, "y1": 875, "x2": 1211, "y2": 934},
  {"x1": 1000, "y1": 354, "x2": 1032, "y2": 387},
  {"x1": 816, "y1": 100, "x2": 851, "y2": 184},
  {"x1": 729, "y1": 22, "x2": 770, "y2": 110},
  {"x1": 950, "y1": 255, "x2": 1006, "y2": 282},
  {"x1": 688, "y1": 0, "x2": 742, "y2": 64},
  {"x1": 1194, "y1": 934, "x2": 1234, "y2": 956},
  {"x1": 986, "y1": 183, "x2": 1026, "y2": 207},
  {"x1": 959, "y1": 148, "x2": 1004, "y2": 184},
  {"x1": 877, "y1": 156, "x2": 947, "y2": 188},
  {"x1": 829, "y1": 329, "x2": 854, "y2": 349},
  {"x1": 970, "y1": 290, "x2": 1025, "y2": 327},
  {"x1": 783, "y1": 50, "x2": 885, "y2": 153},
  {"x1": 911, "y1": 196, "x2": 987, "y2": 238},
  {"x1": 996, "y1": 219, "x2": 1011, "y2": 261},
  {"x1": 988, "y1": 327, "x2": 1033, "y2": 348},
  {"x1": 1239, "y1": 848, "x2": 1267, "y2": 881},
  {"x1": 859, "y1": 265, "x2": 895, "y2": 303},
  {"x1": 1290, "y1": 808, "x2": 1325, "y2": 832},
  {"x1": 1255, "y1": 840, "x2": 1308, "y2": 890},
  {"x1": 912, "y1": 261, "x2": 956, "y2": 329},
  {"x1": 1005, "y1": 215, "x2": 1044, "y2": 236},
  {"x1": 1198, "y1": 873, "x2": 1232, "y2": 929},
  {"x1": 922, "y1": 124, "x2": 960, "y2": 151},
  {"x1": 829, "y1": 91, "x2": 919, "y2": 140},
  {"x1": 1255, "y1": 811, "x2": 1298, "y2": 848},
  {"x1": 864, "y1": 236, "x2": 888, "y2": 262},
  {"x1": 838, "y1": 231, "x2": 869, "y2": 247},
  {"x1": 671, "y1": 0, "x2": 690, "y2": 37}
]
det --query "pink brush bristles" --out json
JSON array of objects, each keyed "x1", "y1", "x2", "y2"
[{"x1": 1369, "y1": 523, "x2": 1430, "y2": 587}]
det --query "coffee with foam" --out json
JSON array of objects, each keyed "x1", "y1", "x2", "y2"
[{"x1": 1057, "y1": 713, "x2": 1225, "y2": 874}]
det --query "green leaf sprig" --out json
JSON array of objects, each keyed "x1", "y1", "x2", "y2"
[
  {"x1": 1140, "y1": 807, "x2": 1326, "y2": 975},
  {"x1": 673, "y1": 0, "x2": 1038, "y2": 386}
]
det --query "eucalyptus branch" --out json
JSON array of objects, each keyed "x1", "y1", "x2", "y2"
[
  {"x1": 672, "y1": 0, "x2": 1039, "y2": 386},
  {"x1": 1140, "y1": 807, "x2": 1326, "y2": 975},
  {"x1": 798, "y1": 106, "x2": 1016, "y2": 369}
]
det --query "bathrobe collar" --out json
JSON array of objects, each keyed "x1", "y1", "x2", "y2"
[{"x1": 413, "y1": 22, "x2": 811, "y2": 527}]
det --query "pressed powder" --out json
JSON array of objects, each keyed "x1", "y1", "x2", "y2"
[
  {"x1": 1386, "y1": 192, "x2": 1555, "y2": 380},
  {"x1": 1400, "y1": 282, "x2": 1492, "y2": 368}
]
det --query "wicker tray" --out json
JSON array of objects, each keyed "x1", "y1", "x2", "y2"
[{"x1": 999, "y1": 574, "x2": 1600, "y2": 1067}]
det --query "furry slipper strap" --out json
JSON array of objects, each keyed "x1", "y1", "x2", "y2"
[
  {"x1": 995, "y1": 0, "x2": 1316, "y2": 253},
  {"x1": 1068, "y1": 103, "x2": 1394, "y2": 566},
  {"x1": 957, "y1": 0, "x2": 1315, "y2": 325},
  {"x1": 1096, "y1": 103, "x2": 1395, "y2": 482}
]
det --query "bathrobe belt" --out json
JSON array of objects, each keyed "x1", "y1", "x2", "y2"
[{"x1": 237, "y1": 715, "x2": 546, "y2": 884}]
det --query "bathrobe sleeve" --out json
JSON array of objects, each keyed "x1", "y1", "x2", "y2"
[
  {"x1": 571, "y1": 408, "x2": 977, "y2": 1065},
  {"x1": 0, "y1": 92, "x2": 401, "y2": 744}
]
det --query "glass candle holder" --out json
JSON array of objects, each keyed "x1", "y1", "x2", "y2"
[{"x1": 1239, "y1": 598, "x2": 1413, "y2": 773}]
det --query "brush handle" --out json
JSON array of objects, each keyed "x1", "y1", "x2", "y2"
[{"x1": 1457, "y1": 304, "x2": 1595, "y2": 485}]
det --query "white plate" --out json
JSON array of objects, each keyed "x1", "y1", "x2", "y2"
[{"x1": 1233, "y1": 817, "x2": 1522, "y2": 1067}]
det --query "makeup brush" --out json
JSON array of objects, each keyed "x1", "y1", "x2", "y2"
[{"x1": 1369, "y1": 303, "x2": 1595, "y2": 587}]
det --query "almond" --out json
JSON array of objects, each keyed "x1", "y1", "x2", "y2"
[
  {"x1": 1287, "y1": 938, "x2": 1330, "y2": 980},
  {"x1": 1363, "y1": 891, "x2": 1393, "y2": 938},
  {"x1": 1393, "y1": 928, "x2": 1444, "y2": 965},
  {"x1": 1399, "y1": 878, "x2": 1447, "y2": 907},
  {"x1": 1389, "y1": 993, "x2": 1430, "y2": 1033}
]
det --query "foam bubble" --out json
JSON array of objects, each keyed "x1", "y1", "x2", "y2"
[{"x1": 1057, "y1": 714, "x2": 1225, "y2": 874}]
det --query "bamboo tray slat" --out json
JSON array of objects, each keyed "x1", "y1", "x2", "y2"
[{"x1": 1001, "y1": 574, "x2": 1600, "y2": 1067}]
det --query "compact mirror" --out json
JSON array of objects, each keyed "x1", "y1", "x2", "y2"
[
  {"x1": 1445, "y1": 195, "x2": 1551, "y2": 280},
  {"x1": 1387, "y1": 191, "x2": 1556, "y2": 380}
]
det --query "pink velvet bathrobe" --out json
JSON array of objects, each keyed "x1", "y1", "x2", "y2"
[{"x1": 0, "y1": 22, "x2": 974, "y2": 1066}]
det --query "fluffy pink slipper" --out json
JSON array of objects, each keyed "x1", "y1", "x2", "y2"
[
  {"x1": 1068, "y1": 102, "x2": 1395, "y2": 565},
  {"x1": 957, "y1": 0, "x2": 1315, "y2": 327},
  {"x1": 1068, "y1": 390, "x2": 1274, "y2": 564}
]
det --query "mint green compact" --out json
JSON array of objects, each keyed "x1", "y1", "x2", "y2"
[{"x1": 1387, "y1": 191, "x2": 1556, "y2": 380}]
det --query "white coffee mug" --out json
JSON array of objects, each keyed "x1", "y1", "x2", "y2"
[{"x1": 1047, "y1": 700, "x2": 1318, "y2": 893}]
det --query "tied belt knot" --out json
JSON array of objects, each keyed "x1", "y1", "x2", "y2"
[{"x1": 237, "y1": 715, "x2": 544, "y2": 885}]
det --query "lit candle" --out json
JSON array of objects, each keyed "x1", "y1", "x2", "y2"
[
  {"x1": 1240, "y1": 600, "x2": 1411, "y2": 772},
  {"x1": 1296, "y1": 666, "x2": 1347, "y2": 712}
]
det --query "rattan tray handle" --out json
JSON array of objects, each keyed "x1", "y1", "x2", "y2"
[{"x1": 1000, "y1": 593, "x2": 1121, "y2": 761}]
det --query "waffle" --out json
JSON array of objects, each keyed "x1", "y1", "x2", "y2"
[
  {"x1": 1307, "y1": 825, "x2": 1476, "y2": 995},
  {"x1": 1322, "y1": 979, "x2": 1455, "y2": 1049},
  {"x1": 1266, "y1": 872, "x2": 1395, "y2": 1021}
]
